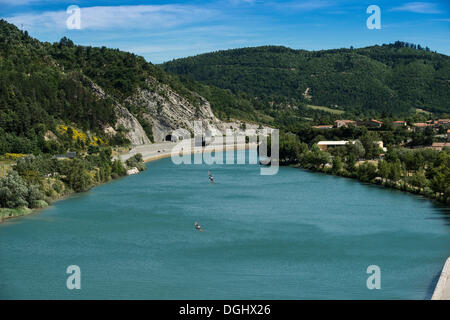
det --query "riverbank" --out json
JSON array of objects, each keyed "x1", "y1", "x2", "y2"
[
  {"x1": 288, "y1": 163, "x2": 450, "y2": 207},
  {"x1": 0, "y1": 207, "x2": 32, "y2": 222},
  {"x1": 0, "y1": 178, "x2": 88, "y2": 223}
]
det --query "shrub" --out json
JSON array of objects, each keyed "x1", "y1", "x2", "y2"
[
  {"x1": 0, "y1": 171, "x2": 29, "y2": 208},
  {"x1": 27, "y1": 184, "x2": 44, "y2": 208},
  {"x1": 126, "y1": 153, "x2": 146, "y2": 172},
  {"x1": 52, "y1": 180, "x2": 64, "y2": 194},
  {"x1": 111, "y1": 159, "x2": 126, "y2": 177}
]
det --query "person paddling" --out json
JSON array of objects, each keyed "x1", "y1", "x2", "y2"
[
  {"x1": 208, "y1": 171, "x2": 214, "y2": 184},
  {"x1": 194, "y1": 221, "x2": 203, "y2": 232}
]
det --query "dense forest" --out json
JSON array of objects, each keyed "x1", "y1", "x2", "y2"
[
  {"x1": 162, "y1": 43, "x2": 450, "y2": 115},
  {"x1": 0, "y1": 21, "x2": 117, "y2": 155}
]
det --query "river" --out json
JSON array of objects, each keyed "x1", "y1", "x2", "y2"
[{"x1": 1, "y1": 150, "x2": 449, "y2": 299}]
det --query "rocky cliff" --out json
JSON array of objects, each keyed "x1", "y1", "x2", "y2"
[
  {"x1": 126, "y1": 77, "x2": 226, "y2": 142},
  {"x1": 84, "y1": 77, "x2": 151, "y2": 145}
]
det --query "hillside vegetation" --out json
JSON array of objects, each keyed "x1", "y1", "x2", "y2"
[
  {"x1": 162, "y1": 44, "x2": 450, "y2": 115},
  {"x1": 0, "y1": 20, "x2": 264, "y2": 155}
]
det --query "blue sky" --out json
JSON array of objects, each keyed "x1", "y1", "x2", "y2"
[{"x1": 1, "y1": 0, "x2": 449, "y2": 63}]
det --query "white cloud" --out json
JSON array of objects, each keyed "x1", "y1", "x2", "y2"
[
  {"x1": 274, "y1": 0, "x2": 335, "y2": 11},
  {"x1": 0, "y1": 0, "x2": 33, "y2": 4},
  {"x1": 229, "y1": 0, "x2": 257, "y2": 3},
  {"x1": 4, "y1": 4, "x2": 218, "y2": 32},
  {"x1": 0, "y1": 0, "x2": 53, "y2": 6},
  {"x1": 390, "y1": 2, "x2": 442, "y2": 14}
]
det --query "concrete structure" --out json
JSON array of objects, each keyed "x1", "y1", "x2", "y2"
[
  {"x1": 432, "y1": 257, "x2": 450, "y2": 300},
  {"x1": 165, "y1": 128, "x2": 191, "y2": 142},
  {"x1": 317, "y1": 140, "x2": 386, "y2": 152},
  {"x1": 126, "y1": 167, "x2": 140, "y2": 175},
  {"x1": 54, "y1": 151, "x2": 76, "y2": 160},
  {"x1": 317, "y1": 141, "x2": 350, "y2": 150}
]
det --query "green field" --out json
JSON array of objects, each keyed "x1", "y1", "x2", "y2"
[
  {"x1": 415, "y1": 108, "x2": 432, "y2": 114},
  {"x1": 305, "y1": 105, "x2": 345, "y2": 115}
]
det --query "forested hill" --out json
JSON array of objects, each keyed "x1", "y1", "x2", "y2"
[
  {"x1": 162, "y1": 44, "x2": 450, "y2": 115},
  {"x1": 0, "y1": 20, "x2": 262, "y2": 154}
]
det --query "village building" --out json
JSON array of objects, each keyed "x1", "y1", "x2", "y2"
[
  {"x1": 430, "y1": 142, "x2": 450, "y2": 151},
  {"x1": 317, "y1": 140, "x2": 387, "y2": 152},
  {"x1": 357, "y1": 119, "x2": 383, "y2": 128},
  {"x1": 392, "y1": 120, "x2": 408, "y2": 128},
  {"x1": 435, "y1": 119, "x2": 450, "y2": 128},
  {"x1": 317, "y1": 141, "x2": 350, "y2": 150},
  {"x1": 334, "y1": 120, "x2": 356, "y2": 128}
]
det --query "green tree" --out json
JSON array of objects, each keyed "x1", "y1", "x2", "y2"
[
  {"x1": 332, "y1": 155, "x2": 343, "y2": 174},
  {"x1": 389, "y1": 159, "x2": 403, "y2": 181},
  {"x1": 111, "y1": 159, "x2": 126, "y2": 177},
  {"x1": 377, "y1": 160, "x2": 390, "y2": 179},
  {"x1": 0, "y1": 170, "x2": 29, "y2": 208},
  {"x1": 407, "y1": 169, "x2": 430, "y2": 189},
  {"x1": 64, "y1": 159, "x2": 93, "y2": 192},
  {"x1": 357, "y1": 162, "x2": 378, "y2": 182},
  {"x1": 430, "y1": 152, "x2": 450, "y2": 202}
]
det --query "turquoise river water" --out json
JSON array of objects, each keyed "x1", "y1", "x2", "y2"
[{"x1": 1, "y1": 150, "x2": 449, "y2": 299}]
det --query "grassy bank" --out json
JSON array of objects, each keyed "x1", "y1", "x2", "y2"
[{"x1": 0, "y1": 207, "x2": 32, "y2": 222}]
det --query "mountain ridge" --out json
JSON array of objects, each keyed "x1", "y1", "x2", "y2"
[{"x1": 162, "y1": 43, "x2": 450, "y2": 115}]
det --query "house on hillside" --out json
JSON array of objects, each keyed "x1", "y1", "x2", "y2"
[
  {"x1": 375, "y1": 141, "x2": 388, "y2": 152},
  {"x1": 357, "y1": 119, "x2": 382, "y2": 128},
  {"x1": 430, "y1": 142, "x2": 450, "y2": 151},
  {"x1": 317, "y1": 141, "x2": 350, "y2": 150},
  {"x1": 436, "y1": 119, "x2": 450, "y2": 128},
  {"x1": 334, "y1": 120, "x2": 356, "y2": 128},
  {"x1": 317, "y1": 140, "x2": 387, "y2": 152},
  {"x1": 392, "y1": 120, "x2": 408, "y2": 128}
]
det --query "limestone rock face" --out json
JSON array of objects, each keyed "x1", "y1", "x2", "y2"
[
  {"x1": 116, "y1": 105, "x2": 151, "y2": 145},
  {"x1": 84, "y1": 75, "x2": 269, "y2": 146},
  {"x1": 125, "y1": 77, "x2": 223, "y2": 142},
  {"x1": 85, "y1": 78, "x2": 150, "y2": 145}
]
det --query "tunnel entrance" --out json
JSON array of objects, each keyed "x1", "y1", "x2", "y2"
[{"x1": 165, "y1": 134, "x2": 172, "y2": 141}]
